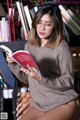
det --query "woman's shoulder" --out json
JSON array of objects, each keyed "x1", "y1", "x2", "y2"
[
  {"x1": 52, "y1": 40, "x2": 70, "y2": 54},
  {"x1": 24, "y1": 41, "x2": 31, "y2": 50},
  {"x1": 59, "y1": 40, "x2": 69, "y2": 47},
  {"x1": 57, "y1": 40, "x2": 69, "y2": 50}
]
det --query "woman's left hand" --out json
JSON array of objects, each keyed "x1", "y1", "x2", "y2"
[
  {"x1": 17, "y1": 92, "x2": 31, "y2": 120},
  {"x1": 20, "y1": 65, "x2": 41, "y2": 81}
]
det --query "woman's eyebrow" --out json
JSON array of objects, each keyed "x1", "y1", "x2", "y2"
[
  {"x1": 40, "y1": 20, "x2": 53, "y2": 23},
  {"x1": 45, "y1": 21, "x2": 53, "y2": 23}
]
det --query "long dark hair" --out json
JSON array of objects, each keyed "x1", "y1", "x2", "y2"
[{"x1": 28, "y1": 4, "x2": 69, "y2": 48}]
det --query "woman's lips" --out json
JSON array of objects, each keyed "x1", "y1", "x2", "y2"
[{"x1": 39, "y1": 32, "x2": 45, "y2": 36}]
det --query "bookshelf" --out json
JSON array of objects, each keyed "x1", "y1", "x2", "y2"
[
  {"x1": 0, "y1": 2, "x2": 80, "y2": 45},
  {"x1": 0, "y1": 1, "x2": 80, "y2": 88},
  {"x1": 0, "y1": 2, "x2": 80, "y2": 120}
]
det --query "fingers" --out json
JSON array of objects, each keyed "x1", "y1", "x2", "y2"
[
  {"x1": 20, "y1": 66, "x2": 41, "y2": 81},
  {"x1": 17, "y1": 96, "x2": 31, "y2": 110},
  {"x1": 17, "y1": 92, "x2": 31, "y2": 101},
  {"x1": 20, "y1": 66, "x2": 36, "y2": 78},
  {"x1": 17, "y1": 107, "x2": 30, "y2": 120},
  {"x1": 20, "y1": 92, "x2": 27, "y2": 98},
  {"x1": 17, "y1": 115, "x2": 22, "y2": 120},
  {"x1": 20, "y1": 67, "x2": 30, "y2": 75},
  {"x1": 17, "y1": 101, "x2": 30, "y2": 116},
  {"x1": 17, "y1": 92, "x2": 28, "y2": 105},
  {"x1": 17, "y1": 92, "x2": 31, "y2": 110},
  {"x1": 16, "y1": 92, "x2": 31, "y2": 120},
  {"x1": 26, "y1": 92, "x2": 31, "y2": 98},
  {"x1": 6, "y1": 53, "x2": 14, "y2": 63}
]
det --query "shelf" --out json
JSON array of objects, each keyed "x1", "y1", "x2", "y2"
[{"x1": 0, "y1": 40, "x2": 27, "y2": 52}]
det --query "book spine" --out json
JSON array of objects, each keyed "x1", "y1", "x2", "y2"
[
  {"x1": 24, "y1": 5, "x2": 32, "y2": 29},
  {"x1": 20, "y1": 2, "x2": 30, "y2": 33},
  {"x1": 0, "y1": 20, "x2": 3, "y2": 42},
  {"x1": 62, "y1": 15, "x2": 79, "y2": 35},
  {"x1": 59, "y1": 5, "x2": 80, "y2": 32},
  {"x1": 62, "y1": 16, "x2": 78, "y2": 35},
  {"x1": 16, "y1": 1, "x2": 28, "y2": 40},
  {"x1": 67, "y1": 9, "x2": 80, "y2": 26},
  {"x1": 29, "y1": 8, "x2": 35, "y2": 19},
  {"x1": 33, "y1": 6, "x2": 38, "y2": 13},
  {"x1": 1, "y1": 17, "x2": 8, "y2": 42},
  {"x1": 60, "y1": 11, "x2": 80, "y2": 35}
]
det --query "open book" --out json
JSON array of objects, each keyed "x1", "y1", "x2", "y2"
[{"x1": 0, "y1": 45, "x2": 41, "y2": 77}]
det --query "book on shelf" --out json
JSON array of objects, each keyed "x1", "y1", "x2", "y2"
[
  {"x1": 67, "y1": 8, "x2": 80, "y2": 26},
  {"x1": 62, "y1": 15, "x2": 79, "y2": 35},
  {"x1": 24, "y1": 5, "x2": 32, "y2": 29},
  {"x1": 59, "y1": 5, "x2": 80, "y2": 33},
  {"x1": 0, "y1": 45, "x2": 41, "y2": 78},
  {"x1": 33, "y1": 6, "x2": 38, "y2": 12},
  {"x1": 29, "y1": 6, "x2": 38, "y2": 19},
  {"x1": 0, "y1": 53, "x2": 15, "y2": 89},
  {"x1": 0, "y1": 17, "x2": 10, "y2": 42},
  {"x1": 29, "y1": 7, "x2": 35, "y2": 19},
  {"x1": 20, "y1": 2, "x2": 30, "y2": 33},
  {"x1": 16, "y1": 1, "x2": 29, "y2": 40}
]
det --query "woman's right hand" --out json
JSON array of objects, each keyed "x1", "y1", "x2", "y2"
[{"x1": 6, "y1": 54, "x2": 14, "y2": 64}]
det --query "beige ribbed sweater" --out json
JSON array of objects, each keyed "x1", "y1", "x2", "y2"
[{"x1": 10, "y1": 40, "x2": 78, "y2": 111}]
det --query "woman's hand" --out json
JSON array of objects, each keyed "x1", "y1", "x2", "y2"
[
  {"x1": 20, "y1": 65, "x2": 42, "y2": 81},
  {"x1": 17, "y1": 92, "x2": 31, "y2": 120},
  {"x1": 6, "y1": 54, "x2": 14, "y2": 64}
]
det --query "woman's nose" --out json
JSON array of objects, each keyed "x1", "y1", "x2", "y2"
[{"x1": 40, "y1": 24, "x2": 45, "y2": 30}]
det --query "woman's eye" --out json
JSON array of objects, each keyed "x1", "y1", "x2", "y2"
[
  {"x1": 46, "y1": 24, "x2": 52, "y2": 26},
  {"x1": 38, "y1": 21, "x2": 41, "y2": 24}
]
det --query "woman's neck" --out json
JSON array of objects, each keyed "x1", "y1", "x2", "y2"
[{"x1": 41, "y1": 39, "x2": 48, "y2": 46}]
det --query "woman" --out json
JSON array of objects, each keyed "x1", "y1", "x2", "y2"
[{"x1": 7, "y1": 4, "x2": 79, "y2": 120}]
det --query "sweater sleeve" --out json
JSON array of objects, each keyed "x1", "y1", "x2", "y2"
[
  {"x1": 8, "y1": 42, "x2": 28, "y2": 86},
  {"x1": 39, "y1": 45, "x2": 74, "y2": 91},
  {"x1": 9, "y1": 63, "x2": 28, "y2": 85}
]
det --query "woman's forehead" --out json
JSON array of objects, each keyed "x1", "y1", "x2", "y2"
[{"x1": 40, "y1": 14, "x2": 53, "y2": 22}]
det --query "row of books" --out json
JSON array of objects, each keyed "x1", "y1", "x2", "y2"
[
  {"x1": 0, "y1": 7, "x2": 16, "y2": 42},
  {"x1": 16, "y1": 1, "x2": 38, "y2": 40},
  {"x1": 59, "y1": 5, "x2": 80, "y2": 36},
  {"x1": 16, "y1": 2, "x2": 80, "y2": 37},
  {"x1": 0, "y1": 3, "x2": 80, "y2": 42},
  {"x1": 0, "y1": 17, "x2": 10, "y2": 42}
]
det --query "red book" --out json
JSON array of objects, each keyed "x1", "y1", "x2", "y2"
[{"x1": 0, "y1": 45, "x2": 41, "y2": 77}]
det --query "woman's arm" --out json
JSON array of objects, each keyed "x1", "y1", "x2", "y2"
[{"x1": 6, "y1": 54, "x2": 28, "y2": 85}]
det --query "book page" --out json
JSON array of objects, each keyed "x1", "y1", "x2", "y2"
[{"x1": 0, "y1": 45, "x2": 12, "y2": 57}]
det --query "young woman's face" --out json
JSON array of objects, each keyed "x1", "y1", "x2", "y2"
[{"x1": 36, "y1": 13, "x2": 54, "y2": 40}]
